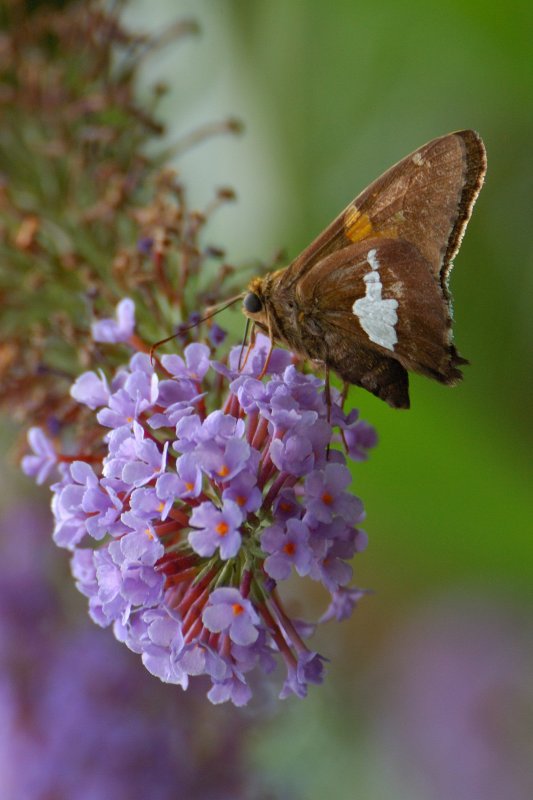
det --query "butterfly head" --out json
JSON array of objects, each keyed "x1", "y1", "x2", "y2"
[{"x1": 242, "y1": 276, "x2": 271, "y2": 332}]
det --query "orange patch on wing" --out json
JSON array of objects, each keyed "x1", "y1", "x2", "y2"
[
  {"x1": 344, "y1": 203, "x2": 398, "y2": 242},
  {"x1": 344, "y1": 205, "x2": 374, "y2": 242}
]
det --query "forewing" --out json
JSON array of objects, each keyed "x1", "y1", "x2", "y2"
[{"x1": 279, "y1": 130, "x2": 486, "y2": 295}]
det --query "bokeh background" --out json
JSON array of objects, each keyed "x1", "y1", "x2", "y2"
[{"x1": 2, "y1": 0, "x2": 532, "y2": 797}]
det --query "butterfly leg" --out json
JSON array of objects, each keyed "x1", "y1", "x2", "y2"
[
  {"x1": 341, "y1": 381, "x2": 350, "y2": 411},
  {"x1": 324, "y1": 364, "x2": 333, "y2": 461},
  {"x1": 239, "y1": 322, "x2": 256, "y2": 372},
  {"x1": 324, "y1": 363, "x2": 332, "y2": 424},
  {"x1": 257, "y1": 336, "x2": 274, "y2": 379},
  {"x1": 238, "y1": 318, "x2": 251, "y2": 370}
]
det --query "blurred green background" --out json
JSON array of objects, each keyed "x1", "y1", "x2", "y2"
[{"x1": 4, "y1": 0, "x2": 532, "y2": 797}]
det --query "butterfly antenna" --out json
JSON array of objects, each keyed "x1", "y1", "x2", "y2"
[{"x1": 149, "y1": 293, "x2": 243, "y2": 364}]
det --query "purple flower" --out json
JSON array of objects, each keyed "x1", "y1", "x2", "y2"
[
  {"x1": 270, "y1": 419, "x2": 331, "y2": 476},
  {"x1": 222, "y1": 471, "x2": 262, "y2": 513},
  {"x1": 137, "y1": 235, "x2": 154, "y2": 254},
  {"x1": 198, "y1": 437, "x2": 251, "y2": 482},
  {"x1": 343, "y1": 417, "x2": 378, "y2": 461},
  {"x1": 262, "y1": 519, "x2": 313, "y2": 579},
  {"x1": 161, "y1": 342, "x2": 211, "y2": 382},
  {"x1": 273, "y1": 488, "x2": 302, "y2": 522},
  {"x1": 97, "y1": 354, "x2": 158, "y2": 429},
  {"x1": 314, "y1": 541, "x2": 354, "y2": 592},
  {"x1": 304, "y1": 463, "x2": 356, "y2": 524},
  {"x1": 120, "y1": 422, "x2": 168, "y2": 487},
  {"x1": 83, "y1": 477, "x2": 125, "y2": 540},
  {"x1": 280, "y1": 651, "x2": 326, "y2": 699},
  {"x1": 107, "y1": 530, "x2": 164, "y2": 607},
  {"x1": 188, "y1": 500, "x2": 243, "y2": 559},
  {"x1": 70, "y1": 370, "x2": 110, "y2": 409},
  {"x1": 178, "y1": 642, "x2": 227, "y2": 681},
  {"x1": 320, "y1": 587, "x2": 369, "y2": 622},
  {"x1": 91, "y1": 297, "x2": 135, "y2": 343},
  {"x1": 93, "y1": 549, "x2": 130, "y2": 618},
  {"x1": 269, "y1": 433, "x2": 315, "y2": 476},
  {"x1": 21, "y1": 427, "x2": 58, "y2": 484},
  {"x1": 227, "y1": 333, "x2": 292, "y2": 377},
  {"x1": 155, "y1": 453, "x2": 203, "y2": 518},
  {"x1": 208, "y1": 323, "x2": 226, "y2": 347},
  {"x1": 208, "y1": 674, "x2": 252, "y2": 707},
  {"x1": 202, "y1": 588, "x2": 260, "y2": 646},
  {"x1": 128, "y1": 486, "x2": 163, "y2": 520},
  {"x1": 51, "y1": 461, "x2": 98, "y2": 549},
  {"x1": 71, "y1": 546, "x2": 98, "y2": 594},
  {"x1": 148, "y1": 378, "x2": 201, "y2": 429}
]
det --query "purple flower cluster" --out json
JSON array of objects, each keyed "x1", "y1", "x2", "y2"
[{"x1": 23, "y1": 301, "x2": 375, "y2": 705}]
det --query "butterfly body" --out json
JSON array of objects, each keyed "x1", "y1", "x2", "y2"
[{"x1": 243, "y1": 130, "x2": 486, "y2": 408}]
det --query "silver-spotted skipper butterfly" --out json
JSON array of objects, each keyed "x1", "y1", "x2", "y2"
[{"x1": 242, "y1": 130, "x2": 486, "y2": 408}]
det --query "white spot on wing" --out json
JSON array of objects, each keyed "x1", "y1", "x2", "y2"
[
  {"x1": 412, "y1": 152, "x2": 424, "y2": 166},
  {"x1": 352, "y1": 248, "x2": 399, "y2": 351}
]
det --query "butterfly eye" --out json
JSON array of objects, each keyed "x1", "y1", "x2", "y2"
[{"x1": 243, "y1": 292, "x2": 263, "y2": 313}]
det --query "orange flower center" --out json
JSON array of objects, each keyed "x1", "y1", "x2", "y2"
[
  {"x1": 185, "y1": 481, "x2": 194, "y2": 491},
  {"x1": 283, "y1": 541, "x2": 296, "y2": 556},
  {"x1": 217, "y1": 464, "x2": 230, "y2": 478},
  {"x1": 235, "y1": 495, "x2": 246, "y2": 507},
  {"x1": 232, "y1": 603, "x2": 244, "y2": 616},
  {"x1": 280, "y1": 501, "x2": 292, "y2": 512},
  {"x1": 322, "y1": 491, "x2": 333, "y2": 505},
  {"x1": 215, "y1": 521, "x2": 229, "y2": 537}
]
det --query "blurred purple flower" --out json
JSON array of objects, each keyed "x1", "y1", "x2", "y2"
[
  {"x1": 0, "y1": 504, "x2": 260, "y2": 800},
  {"x1": 21, "y1": 427, "x2": 58, "y2": 485},
  {"x1": 91, "y1": 297, "x2": 136, "y2": 343},
  {"x1": 70, "y1": 370, "x2": 110, "y2": 409},
  {"x1": 375, "y1": 592, "x2": 533, "y2": 800}
]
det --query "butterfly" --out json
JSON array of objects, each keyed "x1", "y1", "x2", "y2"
[{"x1": 242, "y1": 130, "x2": 486, "y2": 408}]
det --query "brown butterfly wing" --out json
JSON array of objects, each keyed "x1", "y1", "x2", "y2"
[
  {"x1": 293, "y1": 238, "x2": 467, "y2": 408},
  {"x1": 251, "y1": 130, "x2": 486, "y2": 407},
  {"x1": 278, "y1": 129, "x2": 486, "y2": 296}
]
